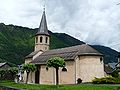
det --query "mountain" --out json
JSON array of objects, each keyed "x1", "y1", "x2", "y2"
[
  {"x1": 0, "y1": 23, "x2": 85, "y2": 64},
  {"x1": 92, "y1": 45, "x2": 119, "y2": 64},
  {"x1": 0, "y1": 23, "x2": 119, "y2": 65}
]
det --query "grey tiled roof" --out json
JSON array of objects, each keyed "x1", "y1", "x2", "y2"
[
  {"x1": 31, "y1": 44, "x2": 102, "y2": 64},
  {"x1": 25, "y1": 50, "x2": 41, "y2": 58},
  {"x1": 36, "y1": 11, "x2": 49, "y2": 36},
  {"x1": 0, "y1": 62, "x2": 6, "y2": 67}
]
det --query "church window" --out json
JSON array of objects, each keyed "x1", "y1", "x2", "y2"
[
  {"x1": 46, "y1": 37, "x2": 48, "y2": 43},
  {"x1": 36, "y1": 37, "x2": 38, "y2": 43},
  {"x1": 40, "y1": 37, "x2": 43, "y2": 43},
  {"x1": 100, "y1": 57, "x2": 103, "y2": 62},
  {"x1": 62, "y1": 67, "x2": 67, "y2": 72}
]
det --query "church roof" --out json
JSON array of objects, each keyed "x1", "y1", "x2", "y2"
[
  {"x1": 25, "y1": 50, "x2": 41, "y2": 58},
  {"x1": 31, "y1": 44, "x2": 103, "y2": 64},
  {"x1": 36, "y1": 11, "x2": 49, "y2": 36}
]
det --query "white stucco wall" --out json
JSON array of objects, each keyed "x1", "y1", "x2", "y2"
[
  {"x1": 60, "y1": 60, "x2": 75, "y2": 84},
  {"x1": 25, "y1": 55, "x2": 105, "y2": 84},
  {"x1": 40, "y1": 65, "x2": 55, "y2": 84},
  {"x1": 77, "y1": 56, "x2": 104, "y2": 82},
  {"x1": 39, "y1": 60, "x2": 75, "y2": 85}
]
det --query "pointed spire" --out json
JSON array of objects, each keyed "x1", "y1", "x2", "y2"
[{"x1": 36, "y1": 10, "x2": 49, "y2": 36}]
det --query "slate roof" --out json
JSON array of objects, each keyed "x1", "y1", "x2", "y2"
[
  {"x1": 36, "y1": 11, "x2": 49, "y2": 36},
  {"x1": 25, "y1": 50, "x2": 42, "y2": 58},
  {"x1": 31, "y1": 44, "x2": 103, "y2": 64}
]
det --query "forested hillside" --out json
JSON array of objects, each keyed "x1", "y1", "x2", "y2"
[
  {"x1": 0, "y1": 23, "x2": 84, "y2": 64},
  {"x1": 0, "y1": 23, "x2": 118, "y2": 65}
]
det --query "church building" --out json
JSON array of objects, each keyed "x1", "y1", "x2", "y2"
[{"x1": 24, "y1": 10, "x2": 105, "y2": 84}]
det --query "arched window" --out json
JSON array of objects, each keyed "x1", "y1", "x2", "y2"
[
  {"x1": 36, "y1": 37, "x2": 38, "y2": 43},
  {"x1": 40, "y1": 37, "x2": 43, "y2": 43},
  {"x1": 46, "y1": 37, "x2": 48, "y2": 43},
  {"x1": 62, "y1": 67, "x2": 67, "y2": 72},
  {"x1": 100, "y1": 57, "x2": 103, "y2": 62}
]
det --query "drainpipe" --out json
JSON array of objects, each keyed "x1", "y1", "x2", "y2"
[
  {"x1": 53, "y1": 68, "x2": 55, "y2": 85},
  {"x1": 74, "y1": 56, "x2": 78, "y2": 84},
  {"x1": 75, "y1": 58, "x2": 76, "y2": 84}
]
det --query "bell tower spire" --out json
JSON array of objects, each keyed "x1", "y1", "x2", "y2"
[{"x1": 35, "y1": 4, "x2": 50, "y2": 51}]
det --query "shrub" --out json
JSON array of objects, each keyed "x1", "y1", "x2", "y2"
[
  {"x1": 111, "y1": 71, "x2": 119, "y2": 78},
  {"x1": 77, "y1": 78, "x2": 82, "y2": 84},
  {"x1": 8, "y1": 67, "x2": 18, "y2": 76},
  {"x1": 0, "y1": 69, "x2": 6, "y2": 77},
  {"x1": 0, "y1": 67, "x2": 18, "y2": 80},
  {"x1": 92, "y1": 76, "x2": 120, "y2": 84}
]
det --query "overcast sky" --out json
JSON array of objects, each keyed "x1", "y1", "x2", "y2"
[{"x1": 0, "y1": 0, "x2": 120, "y2": 51}]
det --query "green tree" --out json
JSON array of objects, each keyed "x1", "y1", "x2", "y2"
[
  {"x1": 46, "y1": 57, "x2": 65, "y2": 86},
  {"x1": 8, "y1": 67, "x2": 18, "y2": 77},
  {"x1": 0, "y1": 69, "x2": 6, "y2": 78},
  {"x1": 22, "y1": 63, "x2": 36, "y2": 84}
]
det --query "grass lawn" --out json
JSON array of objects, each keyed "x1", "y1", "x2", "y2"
[{"x1": 0, "y1": 81, "x2": 120, "y2": 90}]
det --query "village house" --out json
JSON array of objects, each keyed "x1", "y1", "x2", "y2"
[
  {"x1": 24, "y1": 10, "x2": 105, "y2": 84},
  {"x1": 0, "y1": 62, "x2": 10, "y2": 69},
  {"x1": 116, "y1": 53, "x2": 120, "y2": 76},
  {"x1": 0, "y1": 62, "x2": 12, "y2": 80}
]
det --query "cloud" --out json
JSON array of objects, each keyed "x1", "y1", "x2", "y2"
[
  {"x1": 47, "y1": 0, "x2": 120, "y2": 51},
  {"x1": 0, "y1": 0, "x2": 120, "y2": 51}
]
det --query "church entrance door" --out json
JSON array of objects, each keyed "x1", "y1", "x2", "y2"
[{"x1": 35, "y1": 65, "x2": 40, "y2": 84}]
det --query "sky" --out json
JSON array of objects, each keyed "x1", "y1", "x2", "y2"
[{"x1": 0, "y1": 0, "x2": 120, "y2": 51}]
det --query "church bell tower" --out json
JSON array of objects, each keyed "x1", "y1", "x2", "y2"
[{"x1": 35, "y1": 10, "x2": 50, "y2": 51}]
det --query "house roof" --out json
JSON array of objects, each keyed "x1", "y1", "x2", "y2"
[
  {"x1": 104, "y1": 65, "x2": 114, "y2": 74},
  {"x1": 0, "y1": 62, "x2": 7, "y2": 67},
  {"x1": 31, "y1": 44, "x2": 102, "y2": 64},
  {"x1": 116, "y1": 62, "x2": 120, "y2": 72},
  {"x1": 36, "y1": 11, "x2": 49, "y2": 36},
  {"x1": 116, "y1": 62, "x2": 120, "y2": 68},
  {"x1": 25, "y1": 50, "x2": 42, "y2": 59},
  {"x1": 108, "y1": 63, "x2": 117, "y2": 69}
]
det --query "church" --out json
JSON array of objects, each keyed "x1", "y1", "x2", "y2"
[{"x1": 24, "y1": 10, "x2": 105, "y2": 84}]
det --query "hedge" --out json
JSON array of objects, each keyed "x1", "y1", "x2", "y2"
[
  {"x1": 92, "y1": 76, "x2": 120, "y2": 84},
  {"x1": 0, "y1": 67, "x2": 18, "y2": 80}
]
